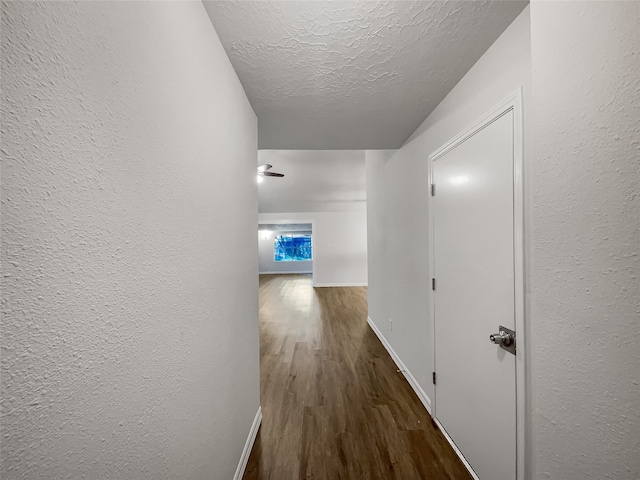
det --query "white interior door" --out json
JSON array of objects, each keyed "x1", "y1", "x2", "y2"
[{"x1": 433, "y1": 110, "x2": 516, "y2": 480}]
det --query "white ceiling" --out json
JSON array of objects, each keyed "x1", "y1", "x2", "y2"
[
  {"x1": 257, "y1": 150, "x2": 365, "y2": 213},
  {"x1": 203, "y1": 1, "x2": 527, "y2": 149}
]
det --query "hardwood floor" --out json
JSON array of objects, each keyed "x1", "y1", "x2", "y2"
[{"x1": 244, "y1": 274, "x2": 472, "y2": 480}]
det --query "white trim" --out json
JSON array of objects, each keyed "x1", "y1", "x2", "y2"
[
  {"x1": 427, "y1": 140, "x2": 437, "y2": 417},
  {"x1": 314, "y1": 282, "x2": 368, "y2": 287},
  {"x1": 259, "y1": 271, "x2": 313, "y2": 275},
  {"x1": 429, "y1": 91, "x2": 520, "y2": 161},
  {"x1": 233, "y1": 406, "x2": 262, "y2": 480},
  {"x1": 434, "y1": 417, "x2": 481, "y2": 480},
  {"x1": 367, "y1": 316, "x2": 431, "y2": 415},
  {"x1": 368, "y1": 316, "x2": 479, "y2": 479},
  {"x1": 427, "y1": 88, "x2": 526, "y2": 480},
  {"x1": 512, "y1": 88, "x2": 527, "y2": 480}
]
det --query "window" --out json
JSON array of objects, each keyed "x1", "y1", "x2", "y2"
[{"x1": 274, "y1": 234, "x2": 312, "y2": 262}]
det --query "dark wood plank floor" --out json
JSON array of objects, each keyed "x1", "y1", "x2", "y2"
[{"x1": 244, "y1": 274, "x2": 472, "y2": 480}]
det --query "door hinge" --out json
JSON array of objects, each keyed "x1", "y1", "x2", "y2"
[
  {"x1": 430, "y1": 183, "x2": 435, "y2": 196},
  {"x1": 432, "y1": 278, "x2": 436, "y2": 290},
  {"x1": 432, "y1": 371, "x2": 436, "y2": 385}
]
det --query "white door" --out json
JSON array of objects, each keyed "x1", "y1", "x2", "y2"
[{"x1": 433, "y1": 110, "x2": 516, "y2": 480}]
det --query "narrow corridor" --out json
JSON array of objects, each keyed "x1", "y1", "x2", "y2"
[{"x1": 244, "y1": 275, "x2": 472, "y2": 479}]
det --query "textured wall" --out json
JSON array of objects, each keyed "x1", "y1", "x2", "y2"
[
  {"x1": 203, "y1": 0, "x2": 526, "y2": 149},
  {"x1": 366, "y1": 7, "x2": 531, "y2": 405},
  {"x1": 529, "y1": 3, "x2": 640, "y2": 478},
  {"x1": 1, "y1": 2, "x2": 259, "y2": 479},
  {"x1": 258, "y1": 212, "x2": 368, "y2": 286}
]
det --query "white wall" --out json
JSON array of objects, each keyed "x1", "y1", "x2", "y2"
[
  {"x1": 257, "y1": 150, "x2": 366, "y2": 213},
  {"x1": 1, "y1": 2, "x2": 259, "y2": 479},
  {"x1": 366, "y1": 6, "x2": 531, "y2": 412},
  {"x1": 259, "y1": 212, "x2": 368, "y2": 286},
  {"x1": 258, "y1": 229, "x2": 313, "y2": 274},
  {"x1": 529, "y1": 3, "x2": 640, "y2": 479}
]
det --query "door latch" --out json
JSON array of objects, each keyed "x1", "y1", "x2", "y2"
[{"x1": 489, "y1": 325, "x2": 516, "y2": 355}]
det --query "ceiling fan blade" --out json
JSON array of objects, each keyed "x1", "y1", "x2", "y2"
[
  {"x1": 257, "y1": 164, "x2": 272, "y2": 172},
  {"x1": 263, "y1": 171, "x2": 284, "y2": 177}
]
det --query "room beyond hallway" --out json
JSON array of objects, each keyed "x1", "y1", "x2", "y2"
[{"x1": 244, "y1": 275, "x2": 471, "y2": 480}]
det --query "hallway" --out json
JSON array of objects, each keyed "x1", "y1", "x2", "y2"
[{"x1": 244, "y1": 275, "x2": 472, "y2": 480}]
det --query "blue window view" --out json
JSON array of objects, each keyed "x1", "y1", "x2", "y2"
[{"x1": 274, "y1": 234, "x2": 312, "y2": 262}]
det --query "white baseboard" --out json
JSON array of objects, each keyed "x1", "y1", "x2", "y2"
[
  {"x1": 366, "y1": 316, "x2": 431, "y2": 415},
  {"x1": 233, "y1": 406, "x2": 262, "y2": 480},
  {"x1": 259, "y1": 271, "x2": 312, "y2": 275},
  {"x1": 314, "y1": 282, "x2": 368, "y2": 287},
  {"x1": 367, "y1": 317, "x2": 478, "y2": 480},
  {"x1": 433, "y1": 417, "x2": 480, "y2": 480}
]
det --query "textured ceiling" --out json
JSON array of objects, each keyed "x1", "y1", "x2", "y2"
[
  {"x1": 257, "y1": 150, "x2": 365, "y2": 213},
  {"x1": 202, "y1": 1, "x2": 527, "y2": 149}
]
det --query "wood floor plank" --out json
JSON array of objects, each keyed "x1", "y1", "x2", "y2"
[{"x1": 244, "y1": 274, "x2": 472, "y2": 480}]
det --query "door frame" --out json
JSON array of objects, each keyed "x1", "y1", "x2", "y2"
[{"x1": 427, "y1": 89, "x2": 525, "y2": 480}]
